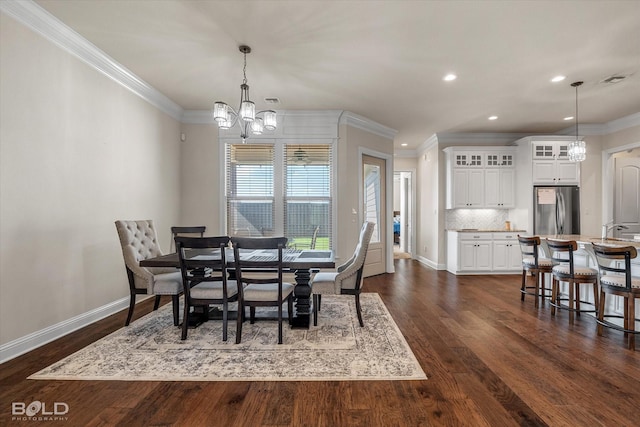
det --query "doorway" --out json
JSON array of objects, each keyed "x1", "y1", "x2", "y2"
[
  {"x1": 362, "y1": 154, "x2": 386, "y2": 276},
  {"x1": 614, "y1": 153, "x2": 640, "y2": 238},
  {"x1": 393, "y1": 171, "x2": 413, "y2": 259}
]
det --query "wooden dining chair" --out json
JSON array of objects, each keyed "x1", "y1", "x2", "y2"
[
  {"x1": 175, "y1": 235, "x2": 237, "y2": 341},
  {"x1": 231, "y1": 236, "x2": 294, "y2": 344},
  {"x1": 592, "y1": 243, "x2": 640, "y2": 350},
  {"x1": 546, "y1": 239, "x2": 598, "y2": 325},
  {"x1": 170, "y1": 225, "x2": 206, "y2": 252},
  {"x1": 517, "y1": 235, "x2": 555, "y2": 308}
]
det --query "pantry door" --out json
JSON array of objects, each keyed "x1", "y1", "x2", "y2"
[{"x1": 362, "y1": 154, "x2": 386, "y2": 276}]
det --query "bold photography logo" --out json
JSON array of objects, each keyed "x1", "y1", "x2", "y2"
[{"x1": 11, "y1": 401, "x2": 69, "y2": 421}]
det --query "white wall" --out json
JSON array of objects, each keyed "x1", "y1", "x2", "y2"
[
  {"x1": 0, "y1": 15, "x2": 181, "y2": 346},
  {"x1": 178, "y1": 123, "x2": 223, "y2": 233}
]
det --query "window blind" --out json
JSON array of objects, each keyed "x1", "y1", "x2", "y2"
[
  {"x1": 284, "y1": 145, "x2": 332, "y2": 250},
  {"x1": 226, "y1": 144, "x2": 275, "y2": 237}
]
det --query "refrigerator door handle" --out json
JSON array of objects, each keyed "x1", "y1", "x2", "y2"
[{"x1": 557, "y1": 192, "x2": 566, "y2": 234}]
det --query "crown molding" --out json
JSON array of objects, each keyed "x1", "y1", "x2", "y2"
[
  {"x1": 339, "y1": 111, "x2": 397, "y2": 140},
  {"x1": 1, "y1": 0, "x2": 184, "y2": 121},
  {"x1": 557, "y1": 111, "x2": 640, "y2": 136}
]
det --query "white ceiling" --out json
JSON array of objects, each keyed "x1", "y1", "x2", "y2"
[{"x1": 33, "y1": 0, "x2": 640, "y2": 149}]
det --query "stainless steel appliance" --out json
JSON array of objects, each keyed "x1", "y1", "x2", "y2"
[{"x1": 533, "y1": 186, "x2": 580, "y2": 235}]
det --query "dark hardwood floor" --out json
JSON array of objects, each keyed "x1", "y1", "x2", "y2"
[{"x1": 2, "y1": 259, "x2": 639, "y2": 426}]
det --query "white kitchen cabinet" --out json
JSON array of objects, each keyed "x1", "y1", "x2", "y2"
[
  {"x1": 492, "y1": 233, "x2": 521, "y2": 270},
  {"x1": 444, "y1": 147, "x2": 516, "y2": 209},
  {"x1": 486, "y1": 152, "x2": 515, "y2": 168},
  {"x1": 460, "y1": 240, "x2": 492, "y2": 270},
  {"x1": 447, "y1": 231, "x2": 522, "y2": 274},
  {"x1": 532, "y1": 141, "x2": 580, "y2": 185},
  {"x1": 447, "y1": 231, "x2": 494, "y2": 274},
  {"x1": 452, "y1": 151, "x2": 484, "y2": 167},
  {"x1": 451, "y1": 169, "x2": 485, "y2": 208},
  {"x1": 484, "y1": 169, "x2": 515, "y2": 208}
]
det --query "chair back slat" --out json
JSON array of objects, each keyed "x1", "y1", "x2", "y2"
[
  {"x1": 231, "y1": 237, "x2": 288, "y2": 287},
  {"x1": 592, "y1": 243, "x2": 637, "y2": 291},
  {"x1": 546, "y1": 239, "x2": 578, "y2": 275}
]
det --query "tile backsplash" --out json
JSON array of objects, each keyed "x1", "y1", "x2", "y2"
[{"x1": 446, "y1": 209, "x2": 509, "y2": 230}]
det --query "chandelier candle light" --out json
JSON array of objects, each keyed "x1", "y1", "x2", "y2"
[
  {"x1": 212, "y1": 45, "x2": 276, "y2": 142},
  {"x1": 568, "y1": 81, "x2": 585, "y2": 162}
]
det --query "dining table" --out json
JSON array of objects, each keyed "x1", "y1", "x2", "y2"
[{"x1": 140, "y1": 248, "x2": 335, "y2": 329}]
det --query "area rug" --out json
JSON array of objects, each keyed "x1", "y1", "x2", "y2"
[{"x1": 29, "y1": 293, "x2": 426, "y2": 381}]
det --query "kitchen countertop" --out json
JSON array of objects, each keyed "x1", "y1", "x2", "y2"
[
  {"x1": 446, "y1": 229, "x2": 526, "y2": 232},
  {"x1": 540, "y1": 234, "x2": 640, "y2": 249}
]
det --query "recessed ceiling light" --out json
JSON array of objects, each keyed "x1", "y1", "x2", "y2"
[
  {"x1": 488, "y1": 115, "x2": 498, "y2": 121},
  {"x1": 401, "y1": 143, "x2": 408, "y2": 147},
  {"x1": 564, "y1": 116, "x2": 574, "y2": 121},
  {"x1": 551, "y1": 75, "x2": 566, "y2": 83},
  {"x1": 443, "y1": 73, "x2": 457, "y2": 81}
]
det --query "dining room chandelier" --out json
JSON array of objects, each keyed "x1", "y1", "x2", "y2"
[
  {"x1": 212, "y1": 45, "x2": 276, "y2": 142},
  {"x1": 567, "y1": 81, "x2": 585, "y2": 162}
]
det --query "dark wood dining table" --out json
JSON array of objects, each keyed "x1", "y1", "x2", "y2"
[{"x1": 140, "y1": 248, "x2": 334, "y2": 329}]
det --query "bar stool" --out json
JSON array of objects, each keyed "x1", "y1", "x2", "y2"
[
  {"x1": 546, "y1": 239, "x2": 599, "y2": 325},
  {"x1": 518, "y1": 236, "x2": 555, "y2": 308},
  {"x1": 592, "y1": 243, "x2": 640, "y2": 351}
]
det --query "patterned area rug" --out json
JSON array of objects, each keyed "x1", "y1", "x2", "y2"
[{"x1": 29, "y1": 293, "x2": 426, "y2": 381}]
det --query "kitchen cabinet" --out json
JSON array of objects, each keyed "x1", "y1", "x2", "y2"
[
  {"x1": 492, "y1": 233, "x2": 521, "y2": 270},
  {"x1": 532, "y1": 141, "x2": 580, "y2": 185},
  {"x1": 447, "y1": 231, "x2": 524, "y2": 274},
  {"x1": 444, "y1": 147, "x2": 516, "y2": 209},
  {"x1": 484, "y1": 169, "x2": 515, "y2": 208},
  {"x1": 451, "y1": 169, "x2": 485, "y2": 208}
]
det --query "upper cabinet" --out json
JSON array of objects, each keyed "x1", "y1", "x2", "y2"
[
  {"x1": 444, "y1": 147, "x2": 516, "y2": 209},
  {"x1": 531, "y1": 140, "x2": 580, "y2": 185}
]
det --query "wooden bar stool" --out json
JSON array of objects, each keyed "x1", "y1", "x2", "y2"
[
  {"x1": 517, "y1": 236, "x2": 555, "y2": 308},
  {"x1": 592, "y1": 243, "x2": 640, "y2": 351},
  {"x1": 546, "y1": 239, "x2": 598, "y2": 325}
]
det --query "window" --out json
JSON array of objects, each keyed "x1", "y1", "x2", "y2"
[
  {"x1": 226, "y1": 143, "x2": 333, "y2": 249},
  {"x1": 226, "y1": 144, "x2": 274, "y2": 237}
]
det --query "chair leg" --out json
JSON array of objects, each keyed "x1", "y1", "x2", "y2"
[
  {"x1": 534, "y1": 272, "x2": 540, "y2": 308},
  {"x1": 172, "y1": 295, "x2": 179, "y2": 326},
  {"x1": 250, "y1": 306, "x2": 256, "y2": 324},
  {"x1": 318, "y1": 294, "x2": 322, "y2": 311},
  {"x1": 627, "y1": 297, "x2": 635, "y2": 351},
  {"x1": 222, "y1": 301, "x2": 228, "y2": 342},
  {"x1": 355, "y1": 293, "x2": 364, "y2": 327},
  {"x1": 551, "y1": 277, "x2": 558, "y2": 316},
  {"x1": 153, "y1": 295, "x2": 161, "y2": 311},
  {"x1": 520, "y1": 270, "x2": 526, "y2": 301},
  {"x1": 125, "y1": 292, "x2": 136, "y2": 326},
  {"x1": 278, "y1": 303, "x2": 283, "y2": 345},
  {"x1": 592, "y1": 283, "x2": 599, "y2": 316},
  {"x1": 288, "y1": 295, "x2": 293, "y2": 325},
  {"x1": 235, "y1": 303, "x2": 244, "y2": 344},
  {"x1": 181, "y1": 302, "x2": 189, "y2": 340},
  {"x1": 568, "y1": 279, "x2": 575, "y2": 325},
  {"x1": 575, "y1": 282, "x2": 581, "y2": 318},
  {"x1": 313, "y1": 294, "x2": 319, "y2": 326},
  {"x1": 597, "y1": 290, "x2": 606, "y2": 337}
]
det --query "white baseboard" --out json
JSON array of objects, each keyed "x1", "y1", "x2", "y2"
[
  {"x1": 416, "y1": 255, "x2": 446, "y2": 270},
  {"x1": 0, "y1": 296, "x2": 143, "y2": 364}
]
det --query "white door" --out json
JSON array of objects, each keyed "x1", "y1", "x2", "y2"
[
  {"x1": 614, "y1": 157, "x2": 640, "y2": 238},
  {"x1": 363, "y1": 155, "x2": 386, "y2": 276}
]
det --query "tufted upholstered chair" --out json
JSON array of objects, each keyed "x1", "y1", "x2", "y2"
[
  {"x1": 311, "y1": 221, "x2": 375, "y2": 327},
  {"x1": 115, "y1": 220, "x2": 182, "y2": 326}
]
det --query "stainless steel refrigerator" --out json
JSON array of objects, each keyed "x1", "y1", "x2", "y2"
[{"x1": 533, "y1": 186, "x2": 580, "y2": 235}]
